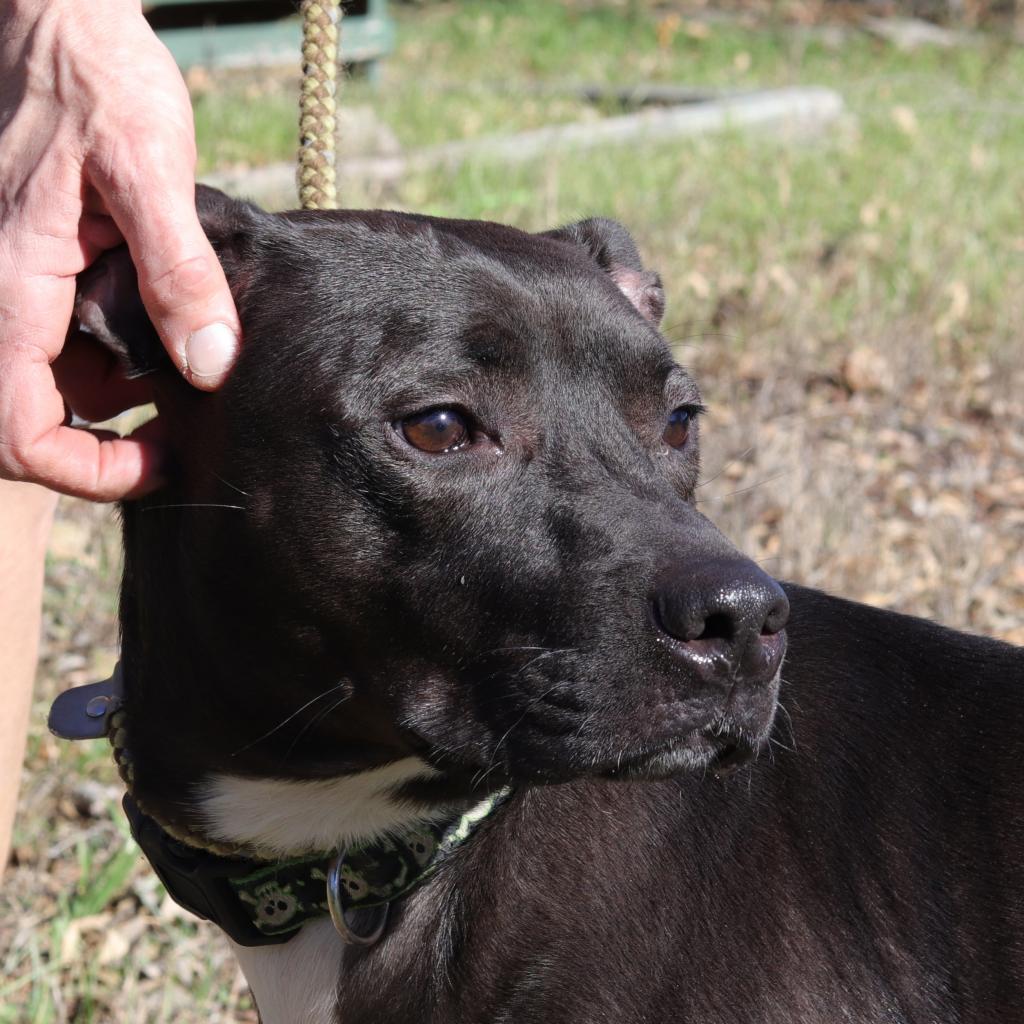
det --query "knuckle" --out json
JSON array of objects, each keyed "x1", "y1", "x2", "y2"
[
  {"x1": 142, "y1": 250, "x2": 219, "y2": 309},
  {"x1": 0, "y1": 437, "x2": 34, "y2": 482}
]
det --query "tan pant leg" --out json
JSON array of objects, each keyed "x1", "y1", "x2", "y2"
[{"x1": 0, "y1": 480, "x2": 57, "y2": 880}]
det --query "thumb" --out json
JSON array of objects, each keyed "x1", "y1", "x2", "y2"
[{"x1": 93, "y1": 164, "x2": 241, "y2": 391}]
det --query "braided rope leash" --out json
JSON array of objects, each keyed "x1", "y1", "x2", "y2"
[{"x1": 299, "y1": 0, "x2": 342, "y2": 210}]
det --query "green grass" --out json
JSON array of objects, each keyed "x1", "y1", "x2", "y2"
[{"x1": 193, "y1": 0, "x2": 1024, "y2": 361}]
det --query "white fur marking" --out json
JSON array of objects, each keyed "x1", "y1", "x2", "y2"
[
  {"x1": 231, "y1": 917, "x2": 342, "y2": 1024},
  {"x1": 199, "y1": 757, "x2": 444, "y2": 856}
]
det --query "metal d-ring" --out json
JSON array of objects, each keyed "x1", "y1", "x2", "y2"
[{"x1": 327, "y1": 852, "x2": 389, "y2": 946}]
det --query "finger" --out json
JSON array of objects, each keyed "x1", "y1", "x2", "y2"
[
  {"x1": 0, "y1": 289, "x2": 162, "y2": 500},
  {"x1": 52, "y1": 332, "x2": 153, "y2": 423},
  {"x1": 0, "y1": 376, "x2": 165, "y2": 500},
  {"x1": 11, "y1": 422, "x2": 165, "y2": 501},
  {"x1": 90, "y1": 154, "x2": 240, "y2": 391}
]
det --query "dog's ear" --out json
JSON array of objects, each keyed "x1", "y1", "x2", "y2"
[
  {"x1": 74, "y1": 246, "x2": 162, "y2": 378},
  {"x1": 541, "y1": 218, "x2": 665, "y2": 326},
  {"x1": 73, "y1": 185, "x2": 264, "y2": 377}
]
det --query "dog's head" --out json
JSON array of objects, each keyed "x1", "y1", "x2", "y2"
[{"x1": 76, "y1": 187, "x2": 787, "y2": 839}]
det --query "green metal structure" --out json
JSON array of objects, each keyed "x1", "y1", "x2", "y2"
[{"x1": 145, "y1": 0, "x2": 394, "y2": 74}]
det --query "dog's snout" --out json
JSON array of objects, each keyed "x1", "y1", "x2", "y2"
[{"x1": 651, "y1": 559, "x2": 789, "y2": 685}]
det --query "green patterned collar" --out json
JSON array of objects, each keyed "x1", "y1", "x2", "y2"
[
  {"x1": 123, "y1": 787, "x2": 512, "y2": 947},
  {"x1": 230, "y1": 791, "x2": 509, "y2": 943}
]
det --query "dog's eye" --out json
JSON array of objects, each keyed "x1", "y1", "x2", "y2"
[
  {"x1": 663, "y1": 407, "x2": 692, "y2": 449},
  {"x1": 401, "y1": 408, "x2": 470, "y2": 453}
]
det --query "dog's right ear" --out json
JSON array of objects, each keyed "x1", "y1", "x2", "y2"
[{"x1": 73, "y1": 186, "x2": 264, "y2": 378}]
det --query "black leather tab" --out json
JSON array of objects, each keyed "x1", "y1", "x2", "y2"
[
  {"x1": 122, "y1": 795, "x2": 299, "y2": 947},
  {"x1": 48, "y1": 666, "x2": 124, "y2": 740}
]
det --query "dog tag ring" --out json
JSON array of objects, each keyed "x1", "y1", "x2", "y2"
[{"x1": 327, "y1": 853, "x2": 388, "y2": 946}]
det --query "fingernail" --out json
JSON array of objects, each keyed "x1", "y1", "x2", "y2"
[{"x1": 185, "y1": 323, "x2": 239, "y2": 381}]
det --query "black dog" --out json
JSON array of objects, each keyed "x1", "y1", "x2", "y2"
[{"x1": 69, "y1": 186, "x2": 1024, "y2": 1023}]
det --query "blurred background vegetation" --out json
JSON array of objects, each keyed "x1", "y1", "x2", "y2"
[{"x1": 3, "y1": 1, "x2": 1023, "y2": 1020}]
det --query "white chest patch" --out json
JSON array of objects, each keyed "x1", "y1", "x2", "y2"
[
  {"x1": 230, "y1": 917, "x2": 343, "y2": 1024},
  {"x1": 197, "y1": 756, "x2": 447, "y2": 858}
]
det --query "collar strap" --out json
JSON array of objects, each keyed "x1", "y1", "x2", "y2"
[
  {"x1": 50, "y1": 667, "x2": 510, "y2": 947},
  {"x1": 126, "y1": 787, "x2": 510, "y2": 947}
]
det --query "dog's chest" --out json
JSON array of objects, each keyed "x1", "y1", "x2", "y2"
[{"x1": 231, "y1": 919, "x2": 343, "y2": 1024}]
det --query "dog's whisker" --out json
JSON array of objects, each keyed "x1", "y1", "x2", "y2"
[
  {"x1": 470, "y1": 760, "x2": 503, "y2": 791},
  {"x1": 695, "y1": 470, "x2": 790, "y2": 505},
  {"x1": 659, "y1": 320, "x2": 735, "y2": 345},
  {"x1": 230, "y1": 683, "x2": 345, "y2": 757},
  {"x1": 483, "y1": 646, "x2": 557, "y2": 654},
  {"x1": 477, "y1": 684, "x2": 564, "y2": 783},
  {"x1": 774, "y1": 700, "x2": 798, "y2": 752},
  {"x1": 573, "y1": 708, "x2": 602, "y2": 740},
  {"x1": 212, "y1": 472, "x2": 251, "y2": 497},
  {"x1": 140, "y1": 503, "x2": 247, "y2": 513},
  {"x1": 281, "y1": 693, "x2": 351, "y2": 764},
  {"x1": 466, "y1": 644, "x2": 572, "y2": 668},
  {"x1": 468, "y1": 647, "x2": 580, "y2": 690},
  {"x1": 510, "y1": 649, "x2": 576, "y2": 680},
  {"x1": 697, "y1": 447, "x2": 755, "y2": 489}
]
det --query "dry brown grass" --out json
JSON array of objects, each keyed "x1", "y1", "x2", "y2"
[{"x1": 690, "y1": 286, "x2": 1024, "y2": 644}]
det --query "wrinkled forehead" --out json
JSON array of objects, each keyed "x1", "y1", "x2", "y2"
[
  {"x1": 240, "y1": 213, "x2": 683, "y2": 410},
  {"x1": 402, "y1": 220, "x2": 666, "y2": 351}
]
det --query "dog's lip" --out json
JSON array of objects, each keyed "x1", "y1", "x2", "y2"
[
  {"x1": 402, "y1": 708, "x2": 766, "y2": 785},
  {"x1": 599, "y1": 725, "x2": 756, "y2": 781},
  {"x1": 707, "y1": 736, "x2": 756, "y2": 776}
]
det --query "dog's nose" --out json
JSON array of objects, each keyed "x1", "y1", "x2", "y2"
[{"x1": 651, "y1": 558, "x2": 789, "y2": 686}]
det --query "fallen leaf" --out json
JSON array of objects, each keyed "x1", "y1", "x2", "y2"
[
  {"x1": 891, "y1": 105, "x2": 919, "y2": 136},
  {"x1": 842, "y1": 346, "x2": 894, "y2": 394}
]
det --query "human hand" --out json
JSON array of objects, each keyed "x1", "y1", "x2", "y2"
[{"x1": 0, "y1": 0, "x2": 240, "y2": 500}]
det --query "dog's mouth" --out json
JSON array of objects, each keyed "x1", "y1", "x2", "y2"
[
  {"x1": 403, "y1": 710, "x2": 766, "y2": 793},
  {"x1": 597, "y1": 724, "x2": 759, "y2": 782},
  {"x1": 394, "y1": 653, "x2": 781, "y2": 792}
]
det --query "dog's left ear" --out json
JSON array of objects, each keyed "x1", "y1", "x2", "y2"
[
  {"x1": 541, "y1": 218, "x2": 665, "y2": 326},
  {"x1": 73, "y1": 185, "x2": 265, "y2": 378}
]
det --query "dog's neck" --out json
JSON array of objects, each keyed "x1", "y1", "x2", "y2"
[
  {"x1": 54, "y1": 657, "x2": 502, "y2": 1024},
  {"x1": 111, "y1": 646, "x2": 455, "y2": 862},
  {"x1": 115, "y1": 495, "x2": 455, "y2": 859},
  {"x1": 110, "y1": 487, "x2": 497, "y2": 1021}
]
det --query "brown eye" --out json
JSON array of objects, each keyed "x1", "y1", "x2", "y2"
[
  {"x1": 663, "y1": 407, "x2": 691, "y2": 449},
  {"x1": 400, "y1": 408, "x2": 470, "y2": 453}
]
